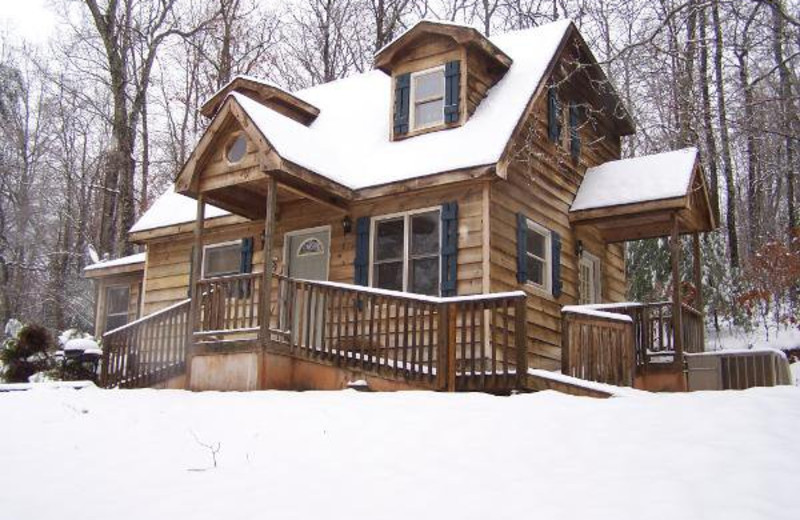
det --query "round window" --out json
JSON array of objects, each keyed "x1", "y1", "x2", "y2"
[{"x1": 226, "y1": 134, "x2": 247, "y2": 163}]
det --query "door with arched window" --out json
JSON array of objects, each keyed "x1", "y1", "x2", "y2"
[{"x1": 284, "y1": 227, "x2": 331, "y2": 346}]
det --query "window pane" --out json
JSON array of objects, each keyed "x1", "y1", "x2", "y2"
[
  {"x1": 375, "y1": 218, "x2": 404, "y2": 261},
  {"x1": 414, "y1": 99, "x2": 444, "y2": 128},
  {"x1": 226, "y1": 135, "x2": 247, "y2": 163},
  {"x1": 410, "y1": 257, "x2": 439, "y2": 296},
  {"x1": 527, "y1": 228, "x2": 546, "y2": 258},
  {"x1": 205, "y1": 243, "x2": 241, "y2": 277},
  {"x1": 374, "y1": 261, "x2": 403, "y2": 291},
  {"x1": 526, "y1": 255, "x2": 544, "y2": 286},
  {"x1": 106, "y1": 287, "x2": 129, "y2": 315},
  {"x1": 414, "y1": 69, "x2": 444, "y2": 100},
  {"x1": 411, "y1": 212, "x2": 439, "y2": 256}
]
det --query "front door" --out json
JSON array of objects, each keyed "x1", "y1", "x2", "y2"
[{"x1": 285, "y1": 227, "x2": 330, "y2": 347}]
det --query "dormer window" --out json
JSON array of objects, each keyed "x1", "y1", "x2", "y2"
[{"x1": 411, "y1": 66, "x2": 445, "y2": 130}]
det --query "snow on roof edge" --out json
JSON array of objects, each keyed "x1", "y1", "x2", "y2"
[
  {"x1": 84, "y1": 252, "x2": 146, "y2": 272},
  {"x1": 374, "y1": 18, "x2": 485, "y2": 57}
]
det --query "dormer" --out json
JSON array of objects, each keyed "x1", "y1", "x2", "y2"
[
  {"x1": 375, "y1": 20, "x2": 512, "y2": 140},
  {"x1": 200, "y1": 76, "x2": 320, "y2": 126}
]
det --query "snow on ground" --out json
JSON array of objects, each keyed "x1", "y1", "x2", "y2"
[
  {"x1": 1, "y1": 386, "x2": 798, "y2": 520},
  {"x1": 707, "y1": 323, "x2": 800, "y2": 352}
]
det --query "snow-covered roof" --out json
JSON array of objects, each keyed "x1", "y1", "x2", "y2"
[
  {"x1": 227, "y1": 19, "x2": 572, "y2": 190},
  {"x1": 129, "y1": 190, "x2": 230, "y2": 234},
  {"x1": 570, "y1": 147, "x2": 699, "y2": 212},
  {"x1": 375, "y1": 18, "x2": 482, "y2": 56},
  {"x1": 84, "y1": 252, "x2": 146, "y2": 272}
]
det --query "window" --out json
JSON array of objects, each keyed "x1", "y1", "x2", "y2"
[
  {"x1": 105, "y1": 285, "x2": 130, "y2": 332},
  {"x1": 579, "y1": 253, "x2": 601, "y2": 304},
  {"x1": 410, "y1": 67, "x2": 445, "y2": 131},
  {"x1": 297, "y1": 237, "x2": 324, "y2": 257},
  {"x1": 371, "y1": 209, "x2": 440, "y2": 295},
  {"x1": 226, "y1": 134, "x2": 247, "y2": 163},
  {"x1": 524, "y1": 219, "x2": 551, "y2": 292},
  {"x1": 203, "y1": 241, "x2": 242, "y2": 278}
]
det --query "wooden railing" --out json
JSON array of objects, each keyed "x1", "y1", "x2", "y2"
[
  {"x1": 195, "y1": 273, "x2": 262, "y2": 339},
  {"x1": 273, "y1": 276, "x2": 528, "y2": 391},
  {"x1": 100, "y1": 298, "x2": 190, "y2": 388},
  {"x1": 561, "y1": 307, "x2": 635, "y2": 386},
  {"x1": 586, "y1": 302, "x2": 705, "y2": 367}
]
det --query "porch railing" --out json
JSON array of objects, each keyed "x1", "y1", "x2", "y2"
[
  {"x1": 271, "y1": 276, "x2": 528, "y2": 390},
  {"x1": 100, "y1": 298, "x2": 190, "y2": 388},
  {"x1": 195, "y1": 273, "x2": 262, "y2": 339},
  {"x1": 585, "y1": 302, "x2": 705, "y2": 367},
  {"x1": 561, "y1": 307, "x2": 635, "y2": 386}
]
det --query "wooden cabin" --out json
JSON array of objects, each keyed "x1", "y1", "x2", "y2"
[{"x1": 86, "y1": 19, "x2": 716, "y2": 395}]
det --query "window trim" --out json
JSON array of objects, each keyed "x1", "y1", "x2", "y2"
[
  {"x1": 368, "y1": 206, "x2": 442, "y2": 295},
  {"x1": 104, "y1": 284, "x2": 130, "y2": 332},
  {"x1": 524, "y1": 218, "x2": 552, "y2": 294},
  {"x1": 224, "y1": 132, "x2": 247, "y2": 165},
  {"x1": 202, "y1": 239, "x2": 243, "y2": 279},
  {"x1": 409, "y1": 66, "x2": 446, "y2": 132}
]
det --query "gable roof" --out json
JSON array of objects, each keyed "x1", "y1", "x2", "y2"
[
  {"x1": 571, "y1": 148, "x2": 699, "y2": 212},
  {"x1": 200, "y1": 75, "x2": 320, "y2": 124},
  {"x1": 200, "y1": 19, "x2": 573, "y2": 192}
]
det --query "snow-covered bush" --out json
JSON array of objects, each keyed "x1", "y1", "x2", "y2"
[{"x1": 0, "y1": 323, "x2": 56, "y2": 383}]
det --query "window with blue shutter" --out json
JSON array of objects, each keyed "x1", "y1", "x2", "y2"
[
  {"x1": 393, "y1": 73, "x2": 411, "y2": 136},
  {"x1": 548, "y1": 86, "x2": 561, "y2": 143},
  {"x1": 516, "y1": 213, "x2": 528, "y2": 284},
  {"x1": 444, "y1": 61, "x2": 461, "y2": 124},
  {"x1": 440, "y1": 201, "x2": 458, "y2": 296},
  {"x1": 569, "y1": 104, "x2": 581, "y2": 161},
  {"x1": 354, "y1": 216, "x2": 370, "y2": 286}
]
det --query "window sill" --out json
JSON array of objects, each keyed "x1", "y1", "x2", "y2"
[
  {"x1": 523, "y1": 281, "x2": 555, "y2": 301},
  {"x1": 392, "y1": 120, "x2": 462, "y2": 141}
]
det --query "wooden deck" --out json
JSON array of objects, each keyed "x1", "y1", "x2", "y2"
[{"x1": 100, "y1": 272, "x2": 705, "y2": 396}]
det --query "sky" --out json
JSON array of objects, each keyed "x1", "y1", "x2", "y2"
[{"x1": 0, "y1": 0, "x2": 57, "y2": 44}]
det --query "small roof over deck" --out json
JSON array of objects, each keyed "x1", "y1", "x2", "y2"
[
  {"x1": 569, "y1": 148, "x2": 717, "y2": 243},
  {"x1": 84, "y1": 252, "x2": 146, "y2": 279}
]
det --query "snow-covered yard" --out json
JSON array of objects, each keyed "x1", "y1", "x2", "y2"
[{"x1": 1, "y1": 386, "x2": 798, "y2": 520}]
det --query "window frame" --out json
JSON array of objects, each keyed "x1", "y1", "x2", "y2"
[
  {"x1": 369, "y1": 207, "x2": 442, "y2": 295},
  {"x1": 578, "y1": 252, "x2": 602, "y2": 305},
  {"x1": 523, "y1": 218, "x2": 552, "y2": 294},
  {"x1": 409, "y1": 65, "x2": 446, "y2": 132},
  {"x1": 202, "y1": 239, "x2": 243, "y2": 279},
  {"x1": 225, "y1": 132, "x2": 248, "y2": 165},
  {"x1": 104, "y1": 284, "x2": 131, "y2": 332}
]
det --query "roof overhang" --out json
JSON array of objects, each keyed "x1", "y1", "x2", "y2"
[
  {"x1": 200, "y1": 76, "x2": 320, "y2": 125},
  {"x1": 175, "y1": 95, "x2": 354, "y2": 220},
  {"x1": 569, "y1": 160, "x2": 717, "y2": 243},
  {"x1": 374, "y1": 20, "x2": 512, "y2": 74},
  {"x1": 84, "y1": 254, "x2": 146, "y2": 279}
]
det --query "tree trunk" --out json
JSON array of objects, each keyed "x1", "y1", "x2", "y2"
[
  {"x1": 698, "y1": 5, "x2": 720, "y2": 214},
  {"x1": 712, "y1": 1, "x2": 740, "y2": 269}
]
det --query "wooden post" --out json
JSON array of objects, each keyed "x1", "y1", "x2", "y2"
[
  {"x1": 515, "y1": 297, "x2": 528, "y2": 389},
  {"x1": 670, "y1": 213, "x2": 684, "y2": 368},
  {"x1": 185, "y1": 194, "x2": 205, "y2": 389},
  {"x1": 260, "y1": 176, "x2": 277, "y2": 343},
  {"x1": 447, "y1": 303, "x2": 457, "y2": 392},
  {"x1": 692, "y1": 232, "x2": 705, "y2": 351},
  {"x1": 561, "y1": 312, "x2": 571, "y2": 377}
]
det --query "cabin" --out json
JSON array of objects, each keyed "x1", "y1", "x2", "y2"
[{"x1": 85, "y1": 19, "x2": 718, "y2": 396}]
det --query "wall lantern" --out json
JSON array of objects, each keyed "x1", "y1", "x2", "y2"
[
  {"x1": 342, "y1": 216, "x2": 353, "y2": 235},
  {"x1": 575, "y1": 239, "x2": 584, "y2": 258}
]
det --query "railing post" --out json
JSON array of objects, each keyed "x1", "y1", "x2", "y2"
[
  {"x1": 515, "y1": 297, "x2": 528, "y2": 389},
  {"x1": 561, "y1": 313, "x2": 571, "y2": 377},
  {"x1": 100, "y1": 340, "x2": 110, "y2": 387},
  {"x1": 437, "y1": 302, "x2": 457, "y2": 392}
]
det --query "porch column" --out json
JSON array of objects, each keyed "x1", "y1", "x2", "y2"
[
  {"x1": 186, "y1": 194, "x2": 205, "y2": 387},
  {"x1": 692, "y1": 232, "x2": 705, "y2": 350},
  {"x1": 670, "y1": 213, "x2": 684, "y2": 367},
  {"x1": 259, "y1": 176, "x2": 277, "y2": 342}
]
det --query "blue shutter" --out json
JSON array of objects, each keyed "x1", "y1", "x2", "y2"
[
  {"x1": 440, "y1": 201, "x2": 459, "y2": 296},
  {"x1": 516, "y1": 213, "x2": 528, "y2": 284},
  {"x1": 238, "y1": 237, "x2": 254, "y2": 298},
  {"x1": 393, "y1": 74, "x2": 410, "y2": 136},
  {"x1": 551, "y1": 230, "x2": 562, "y2": 298},
  {"x1": 548, "y1": 86, "x2": 561, "y2": 143},
  {"x1": 444, "y1": 60, "x2": 461, "y2": 124},
  {"x1": 569, "y1": 104, "x2": 581, "y2": 161},
  {"x1": 354, "y1": 217, "x2": 370, "y2": 286}
]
